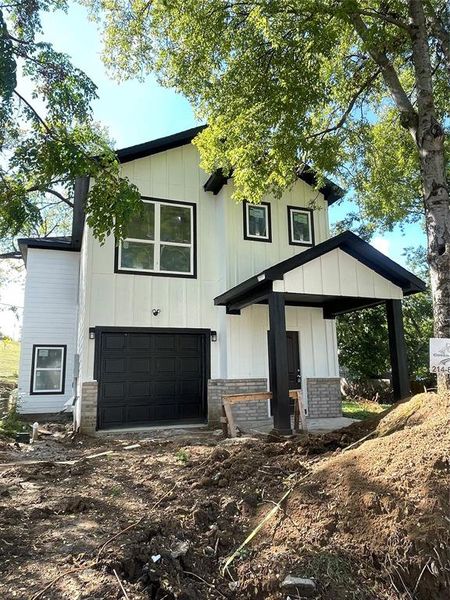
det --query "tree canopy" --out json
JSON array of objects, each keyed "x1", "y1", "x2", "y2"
[
  {"x1": 84, "y1": 0, "x2": 447, "y2": 211},
  {"x1": 0, "y1": 0, "x2": 141, "y2": 251}
]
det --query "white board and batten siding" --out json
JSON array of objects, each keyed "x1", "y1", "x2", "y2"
[
  {"x1": 79, "y1": 143, "x2": 336, "y2": 385},
  {"x1": 273, "y1": 248, "x2": 403, "y2": 299},
  {"x1": 18, "y1": 249, "x2": 80, "y2": 413}
]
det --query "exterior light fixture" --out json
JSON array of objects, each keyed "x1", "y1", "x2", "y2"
[
  {"x1": 89, "y1": 328, "x2": 95, "y2": 340},
  {"x1": 211, "y1": 331, "x2": 217, "y2": 342},
  {"x1": 152, "y1": 308, "x2": 161, "y2": 316}
]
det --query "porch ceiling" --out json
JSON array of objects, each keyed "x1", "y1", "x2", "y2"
[{"x1": 214, "y1": 231, "x2": 426, "y2": 317}]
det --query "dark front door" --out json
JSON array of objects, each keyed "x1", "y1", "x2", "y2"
[
  {"x1": 95, "y1": 328, "x2": 209, "y2": 429},
  {"x1": 268, "y1": 330, "x2": 301, "y2": 414},
  {"x1": 286, "y1": 331, "x2": 301, "y2": 389}
]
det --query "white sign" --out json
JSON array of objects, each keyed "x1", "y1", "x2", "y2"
[{"x1": 429, "y1": 338, "x2": 450, "y2": 373}]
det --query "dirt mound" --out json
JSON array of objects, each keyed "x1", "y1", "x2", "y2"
[
  {"x1": 1, "y1": 393, "x2": 448, "y2": 600},
  {"x1": 236, "y1": 393, "x2": 450, "y2": 599}
]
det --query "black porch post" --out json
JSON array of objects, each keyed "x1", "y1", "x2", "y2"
[
  {"x1": 386, "y1": 299, "x2": 410, "y2": 401},
  {"x1": 268, "y1": 292, "x2": 292, "y2": 435}
]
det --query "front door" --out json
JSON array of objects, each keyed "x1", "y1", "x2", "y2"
[
  {"x1": 267, "y1": 330, "x2": 301, "y2": 414},
  {"x1": 286, "y1": 331, "x2": 301, "y2": 389}
]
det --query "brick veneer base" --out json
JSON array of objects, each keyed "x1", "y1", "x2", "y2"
[
  {"x1": 78, "y1": 381, "x2": 98, "y2": 435},
  {"x1": 207, "y1": 378, "x2": 270, "y2": 430},
  {"x1": 306, "y1": 378, "x2": 342, "y2": 418}
]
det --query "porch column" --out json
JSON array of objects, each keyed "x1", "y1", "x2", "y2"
[
  {"x1": 386, "y1": 299, "x2": 410, "y2": 401},
  {"x1": 268, "y1": 292, "x2": 292, "y2": 435}
]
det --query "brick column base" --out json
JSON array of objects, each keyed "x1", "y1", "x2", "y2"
[
  {"x1": 207, "y1": 378, "x2": 269, "y2": 429},
  {"x1": 306, "y1": 378, "x2": 342, "y2": 418},
  {"x1": 79, "y1": 381, "x2": 98, "y2": 435}
]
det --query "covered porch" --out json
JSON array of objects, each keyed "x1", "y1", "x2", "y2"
[{"x1": 214, "y1": 231, "x2": 426, "y2": 435}]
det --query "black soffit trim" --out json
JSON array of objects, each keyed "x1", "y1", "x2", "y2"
[
  {"x1": 204, "y1": 167, "x2": 345, "y2": 205},
  {"x1": 214, "y1": 230, "x2": 427, "y2": 307}
]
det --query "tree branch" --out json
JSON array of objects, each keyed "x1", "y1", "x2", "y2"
[
  {"x1": 356, "y1": 8, "x2": 410, "y2": 31},
  {"x1": 424, "y1": 0, "x2": 450, "y2": 73},
  {"x1": 13, "y1": 90, "x2": 52, "y2": 134},
  {"x1": 308, "y1": 67, "x2": 382, "y2": 139},
  {"x1": 26, "y1": 186, "x2": 74, "y2": 208},
  {"x1": 349, "y1": 12, "x2": 418, "y2": 138}
]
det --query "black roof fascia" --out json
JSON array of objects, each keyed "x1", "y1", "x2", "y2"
[
  {"x1": 214, "y1": 230, "x2": 426, "y2": 308},
  {"x1": 116, "y1": 125, "x2": 206, "y2": 164}
]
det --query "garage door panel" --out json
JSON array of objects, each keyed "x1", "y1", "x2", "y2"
[
  {"x1": 154, "y1": 335, "x2": 177, "y2": 352},
  {"x1": 97, "y1": 330, "x2": 207, "y2": 429},
  {"x1": 102, "y1": 382, "x2": 126, "y2": 400},
  {"x1": 100, "y1": 405, "x2": 126, "y2": 428},
  {"x1": 102, "y1": 357, "x2": 127, "y2": 374},
  {"x1": 178, "y1": 335, "x2": 201, "y2": 352},
  {"x1": 127, "y1": 381, "x2": 152, "y2": 397},
  {"x1": 129, "y1": 334, "x2": 151, "y2": 349},
  {"x1": 129, "y1": 358, "x2": 152, "y2": 373},
  {"x1": 103, "y1": 334, "x2": 126, "y2": 350}
]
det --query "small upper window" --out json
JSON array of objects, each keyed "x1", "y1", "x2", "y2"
[
  {"x1": 243, "y1": 202, "x2": 272, "y2": 242},
  {"x1": 287, "y1": 207, "x2": 314, "y2": 246},
  {"x1": 118, "y1": 198, "x2": 195, "y2": 276},
  {"x1": 31, "y1": 346, "x2": 66, "y2": 394}
]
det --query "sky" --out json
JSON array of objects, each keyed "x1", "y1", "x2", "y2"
[{"x1": 0, "y1": 3, "x2": 427, "y2": 339}]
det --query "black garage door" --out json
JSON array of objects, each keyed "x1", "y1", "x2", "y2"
[{"x1": 95, "y1": 328, "x2": 209, "y2": 429}]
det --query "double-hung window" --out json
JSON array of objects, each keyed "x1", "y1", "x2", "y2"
[
  {"x1": 243, "y1": 201, "x2": 272, "y2": 242},
  {"x1": 118, "y1": 198, "x2": 195, "y2": 276},
  {"x1": 31, "y1": 345, "x2": 66, "y2": 394},
  {"x1": 287, "y1": 207, "x2": 314, "y2": 246}
]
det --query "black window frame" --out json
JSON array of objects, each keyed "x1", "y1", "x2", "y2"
[
  {"x1": 243, "y1": 201, "x2": 272, "y2": 243},
  {"x1": 115, "y1": 196, "x2": 197, "y2": 279},
  {"x1": 30, "y1": 344, "x2": 67, "y2": 395},
  {"x1": 287, "y1": 206, "x2": 315, "y2": 247}
]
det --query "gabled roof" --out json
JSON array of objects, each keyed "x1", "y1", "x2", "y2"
[
  {"x1": 116, "y1": 126, "x2": 345, "y2": 204},
  {"x1": 214, "y1": 231, "x2": 426, "y2": 309}
]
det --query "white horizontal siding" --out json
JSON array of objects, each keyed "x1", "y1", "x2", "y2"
[{"x1": 18, "y1": 249, "x2": 79, "y2": 414}]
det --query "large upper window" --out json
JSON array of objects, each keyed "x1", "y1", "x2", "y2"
[
  {"x1": 117, "y1": 198, "x2": 195, "y2": 276},
  {"x1": 31, "y1": 345, "x2": 66, "y2": 394},
  {"x1": 243, "y1": 201, "x2": 272, "y2": 242},
  {"x1": 287, "y1": 207, "x2": 314, "y2": 246}
]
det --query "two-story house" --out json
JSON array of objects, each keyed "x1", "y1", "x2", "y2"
[{"x1": 16, "y1": 126, "x2": 425, "y2": 435}]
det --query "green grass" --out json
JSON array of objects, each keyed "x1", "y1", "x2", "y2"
[
  {"x1": 0, "y1": 339, "x2": 20, "y2": 383},
  {"x1": 342, "y1": 399, "x2": 390, "y2": 421}
]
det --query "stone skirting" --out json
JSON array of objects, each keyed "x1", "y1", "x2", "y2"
[
  {"x1": 78, "y1": 381, "x2": 98, "y2": 435},
  {"x1": 207, "y1": 378, "x2": 269, "y2": 429},
  {"x1": 306, "y1": 378, "x2": 342, "y2": 418}
]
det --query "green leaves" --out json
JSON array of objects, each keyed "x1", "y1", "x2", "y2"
[
  {"x1": 0, "y1": 0, "x2": 140, "y2": 251},
  {"x1": 83, "y1": 0, "x2": 448, "y2": 235}
]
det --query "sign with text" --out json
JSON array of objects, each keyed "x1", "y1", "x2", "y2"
[{"x1": 429, "y1": 338, "x2": 450, "y2": 374}]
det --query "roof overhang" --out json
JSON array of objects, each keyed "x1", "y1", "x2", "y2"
[
  {"x1": 115, "y1": 126, "x2": 345, "y2": 204},
  {"x1": 214, "y1": 231, "x2": 426, "y2": 316}
]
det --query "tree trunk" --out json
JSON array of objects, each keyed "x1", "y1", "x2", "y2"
[{"x1": 409, "y1": 0, "x2": 450, "y2": 390}]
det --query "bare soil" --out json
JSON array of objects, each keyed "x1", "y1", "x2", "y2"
[{"x1": 0, "y1": 393, "x2": 448, "y2": 600}]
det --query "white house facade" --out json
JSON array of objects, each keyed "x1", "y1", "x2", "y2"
[{"x1": 16, "y1": 126, "x2": 426, "y2": 435}]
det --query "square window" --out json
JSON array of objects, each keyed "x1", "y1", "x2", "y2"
[
  {"x1": 118, "y1": 199, "x2": 195, "y2": 276},
  {"x1": 31, "y1": 346, "x2": 66, "y2": 394},
  {"x1": 244, "y1": 202, "x2": 271, "y2": 242},
  {"x1": 288, "y1": 207, "x2": 314, "y2": 246}
]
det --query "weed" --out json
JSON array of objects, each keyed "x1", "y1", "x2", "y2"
[
  {"x1": 0, "y1": 403, "x2": 27, "y2": 437},
  {"x1": 107, "y1": 486, "x2": 123, "y2": 497},
  {"x1": 176, "y1": 448, "x2": 190, "y2": 464}
]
